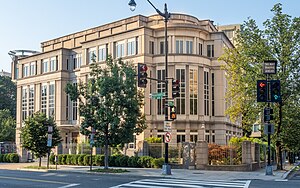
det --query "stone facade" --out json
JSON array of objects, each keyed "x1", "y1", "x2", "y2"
[{"x1": 11, "y1": 14, "x2": 242, "y2": 161}]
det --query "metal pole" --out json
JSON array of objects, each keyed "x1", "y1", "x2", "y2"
[
  {"x1": 266, "y1": 73, "x2": 273, "y2": 175},
  {"x1": 90, "y1": 147, "x2": 93, "y2": 171},
  {"x1": 164, "y1": 3, "x2": 169, "y2": 166}
]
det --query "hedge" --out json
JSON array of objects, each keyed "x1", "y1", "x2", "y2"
[
  {"x1": 0, "y1": 154, "x2": 19, "y2": 163},
  {"x1": 49, "y1": 154, "x2": 163, "y2": 168}
]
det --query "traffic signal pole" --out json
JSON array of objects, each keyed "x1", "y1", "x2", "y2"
[{"x1": 266, "y1": 73, "x2": 272, "y2": 175}]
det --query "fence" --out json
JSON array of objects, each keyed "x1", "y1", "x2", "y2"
[
  {"x1": 0, "y1": 142, "x2": 16, "y2": 154},
  {"x1": 208, "y1": 144, "x2": 241, "y2": 165}
]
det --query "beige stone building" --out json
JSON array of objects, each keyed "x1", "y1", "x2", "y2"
[{"x1": 12, "y1": 14, "x2": 242, "y2": 161}]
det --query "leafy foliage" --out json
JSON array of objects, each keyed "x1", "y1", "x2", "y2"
[
  {"x1": 219, "y1": 3, "x2": 300, "y2": 168},
  {"x1": 21, "y1": 112, "x2": 62, "y2": 166},
  {"x1": 0, "y1": 109, "x2": 16, "y2": 142},
  {"x1": 0, "y1": 76, "x2": 16, "y2": 117},
  {"x1": 65, "y1": 55, "x2": 146, "y2": 169}
]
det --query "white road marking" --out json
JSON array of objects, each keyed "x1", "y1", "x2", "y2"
[{"x1": 57, "y1": 183, "x2": 80, "y2": 188}]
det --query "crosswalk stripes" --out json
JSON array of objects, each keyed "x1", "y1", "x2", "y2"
[{"x1": 111, "y1": 178, "x2": 251, "y2": 188}]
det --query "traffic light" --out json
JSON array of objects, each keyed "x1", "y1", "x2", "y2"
[
  {"x1": 172, "y1": 79, "x2": 180, "y2": 98},
  {"x1": 170, "y1": 106, "x2": 177, "y2": 120},
  {"x1": 137, "y1": 63, "x2": 148, "y2": 88},
  {"x1": 264, "y1": 107, "x2": 273, "y2": 122},
  {"x1": 257, "y1": 80, "x2": 267, "y2": 102},
  {"x1": 270, "y1": 80, "x2": 281, "y2": 102}
]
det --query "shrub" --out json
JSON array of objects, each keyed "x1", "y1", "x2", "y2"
[
  {"x1": 84, "y1": 155, "x2": 92, "y2": 166},
  {"x1": 0, "y1": 154, "x2": 3, "y2": 162},
  {"x1": 128, "y1": 156, "x2": 139, "y2": 167},
  {"x1": 151, "y1": 158, "x2": 164, "y2": 168},
  {"x1": 95, "y1": 155, "x2": 105, "y2": 166},
  {"x1": 9, "y1": 154, "x2": 19, "y2": 163},
  {"x1": 61, "y1": 154, "x2": 68, "y2": 165},
  {"x1": 109, "y1": 155, "x2": 117, "y2": 167},
  {"x1": 66, "y1": 155, "x2": 73, "y2": 165},
  {"x1": 118, "y1": 155, "x2": 129, "y2": 167},
  {"x1": 58, "y1": 154, "x2": 65, "y2": 165},
  {"x1": 72, "y1": 155, "x2": 79, "y2": 165},
  {"x1": 49, "y1": 155, "x2": 55, "y2": 165},
  {"x1": 78, "y1": 154, "x2": 86, "y2": 166},
  {"x1": 5, "y1": 154, "x2": 11, "y2": 162},
  {"x1": 138, "y1": 156, "x2": 153, "y2": 168}
]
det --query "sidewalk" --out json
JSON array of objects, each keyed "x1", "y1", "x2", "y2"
[{"x1": 0, "y1": 161, "x2": 297, "y2": 181}]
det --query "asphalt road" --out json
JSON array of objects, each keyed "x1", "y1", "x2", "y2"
[{"x1": 0, "y1": 169, "x2": 146, "y2": 188}]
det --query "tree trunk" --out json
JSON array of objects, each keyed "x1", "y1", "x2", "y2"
[
  {"x1": 104, "y1": 135, "x2": 109, "y2": 170},
  {"x1": 276, "y1": 102, "x2": 283, "y2": 170},
  {"x1": 39, "y1": 156, "x2": 42, "y2": 167}
]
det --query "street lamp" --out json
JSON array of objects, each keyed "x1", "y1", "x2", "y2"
[{"x1": 128, "y1": 0, "x2": 171, "y2": 175}]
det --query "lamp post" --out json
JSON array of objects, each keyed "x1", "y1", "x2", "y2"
[{"x1": 128, "y1": 0, "x2": 171, "y2": 175}]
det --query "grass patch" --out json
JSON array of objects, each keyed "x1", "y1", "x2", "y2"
[
  {"x1": 90, "y1": 168, "x2": 129, "y2": 173},
  {"x1": 24, "y1": 166, "x2": 56, "y2": 170}
]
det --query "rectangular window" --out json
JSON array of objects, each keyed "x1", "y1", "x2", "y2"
[
  {"x1": 157, "y1": 69, "x2": 165, "y2": 115},
  {"x1": 42, "y1": 59, "x2": 48, "y2": 73},
  {"x1": 98, "y1": 45, "x2": 107, "y2": 61},
  {"x1": 176, "y1": 69, "x2": 185, "y2": 114},
  {"x1": 127, "y1": 38, "x2": 136, "y2": 56},
  {"x1": 204, "y1": 71, "x2": 209, "y2": 116},
  {"x1": 160, "y1": 41, "x2": 165, "y2": 54},
  {"x1": 207, "y1": 44, "x2": 214, "y2": 57},
  {"x1": 50, "y1": 57, "x2": 56, "y2": 72},
  {"x1": 199, "y1": 43, "x2": 203, "y2": 55},
  {"x1": 30, "y1": 62, "x2": 35, "y2": 76},
  {"x1": 149, "y1": 41, "x2": 154, "y2": 54},
  {"x1": 186, "y1": 41, "x2": 193, "y2": 54},
  {"x1": 176, "y1": 40, "x2": 183, "y2": 54},
  {"x1": 190, "y1": 135, "x2": 198, "y2": 143},
  {"x1": 22, "y1": 87, "x2": 28, "y2": 121},
  {"x1": 189, "y1": 69, "x2": 198, "y2": 115},
  {"x1": 72, "y1": 83, "x2": 78, "y2": 120},
  {"x1": 28, "y1": 86, "x2": 34, "y2": 116},
  {"x1": 116, "y1": 42, "x2": 125, "y2": 58},
  {"x1": 23, "y1": 65, "x2": 29, "y2": 77},
  {"x1": 73, "y1": 53, "x2": 82, "y2": 69},
  {"x1": 48, "y1": 83, "x2": 55, "y2": 118},
  {"x1": 177, "y1": 135, "x2": 186, "y2": 143},
  {"x1": 15, "y1": 68, "x2": 19, "y2": 79},
  {"x1": 88, "y1": 48, "x2": 96, "y2": 63},
  {"x1": 41, "y1": 85, "x2": 47, "y2": 115},
  {"x1": 212, "y1": 73, "x2": 215, "y2": 116}
]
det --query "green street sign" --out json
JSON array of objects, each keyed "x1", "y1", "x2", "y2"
[{"x1": 150, "y1": 92, "x2": 165, "y2": 99}]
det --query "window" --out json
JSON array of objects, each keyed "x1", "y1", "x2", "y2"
[
  {"x1": 176, "y1": 69, "x2": 185, "y2": 114},
  {"x1": 157, "y1": 69, "x2": 165, "y2": 115},
  {"x1": 212, "y1": 73, "x2": 215, "y2": 116},
  {"x1": 15, "y1": 68, "x2": 19, "y2": 79},
  {"x1": 98, "y1": 45, "x2": 107, "y2": 61},
  {"x1": 41, "y1": 85, "x2": 47, "y2": 115},
  {"x1": 176, "y1": 40, "x2": 183, "y2": 53},
  {"x1": 149, "y1": 41, "x2": 154, "y2": 54},
  {"x1": 207, "y1": 44, "x2": 214, "y2": 57},
  {"x1": 50, "y1": 57, "x2": 57, "y2": 72},
  {"x1": 190, "y1": 135, "x2": 198, "y2": 142},
  {"x1": 177, "y1": 135, "x2": 186, "y2": 143},
  {"x1": 186, "y1": 41, "x2": 193, "y2": 54},
  {"x1": 30, "y1": 62, "x2": 35, "y2": 76},
  {"x1": 160, "y1": 41, "x2": 165, "y2": 54},
  {"x1": 204, "y1": 71, "x2": 209, "y2": 116},
  {"x1": 72, "y1": 83, "x2": 78, "y2": 120},
  {"x1": 199, "y1": 43, "x2": 203, "y2": 55},
  {"x1": 73, "y1": 53, "x2": 82, "y2": 69},
  {"x1": 116, "y1": 42, "x2": 125, "y2": 58},
  {"x1": 42, "y1": 59, "x2": 48, "y2": 73},
  {"x1": 22, "y1": 87, "x2": 28, "y2": 121},
  {"x1": 127, "y1": 38, "x2": 136, "y2": 56},
  {"x1": 189, "y1": 69, "x2": 198, "y2": 115},
  {"x1": 48, "y1": 83, "x2": 55, "y2": 117},
  {"x1": 88, "y1": 48, "x2": 96, "y2": 63},
  {"x1": 23, "y1": 65, "x2": 29, "y2": 77},
  {"x1": 28, "y1": 86, "x2": 34, "y2": 116}
]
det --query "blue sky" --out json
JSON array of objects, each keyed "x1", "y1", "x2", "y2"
[{"x1": 0, "y1": 0, "x2": 299, "y2": 73}]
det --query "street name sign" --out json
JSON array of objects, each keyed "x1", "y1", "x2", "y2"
[{"x1": 263, "y1": 60, "x2": 277, "y2": 74}]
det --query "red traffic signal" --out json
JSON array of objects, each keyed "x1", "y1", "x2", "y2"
[
  {"x1": 137, "y1": 63, "x2": 148, "y2": 88},
  {"x1": 257, "y1": 80, "x2": 267, "y2": 102}
]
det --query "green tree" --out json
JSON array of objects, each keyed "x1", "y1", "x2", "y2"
[
  {"x1": 219, "y1": 3, "x2": 300, "y2": 169},
  {"x1": 21, "y1": 112, "x2": 61, "y2": 167},
  {"x1": 0, "y1": 109, "x2": 16, "y2": 142},
  {"x1": 65, "y1": 56, "x2": 146, "y2": 169},
  {"x1": 0, "y1": 75, "x2": 16, "y2": 117}
]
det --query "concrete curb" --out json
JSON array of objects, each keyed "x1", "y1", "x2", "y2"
[
  {"x1": 18, "y1": 168, "x2": 49, "y2": 173},
  {"x1": 282, "y1": 163, "x2": 300, "y2": 179}
]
